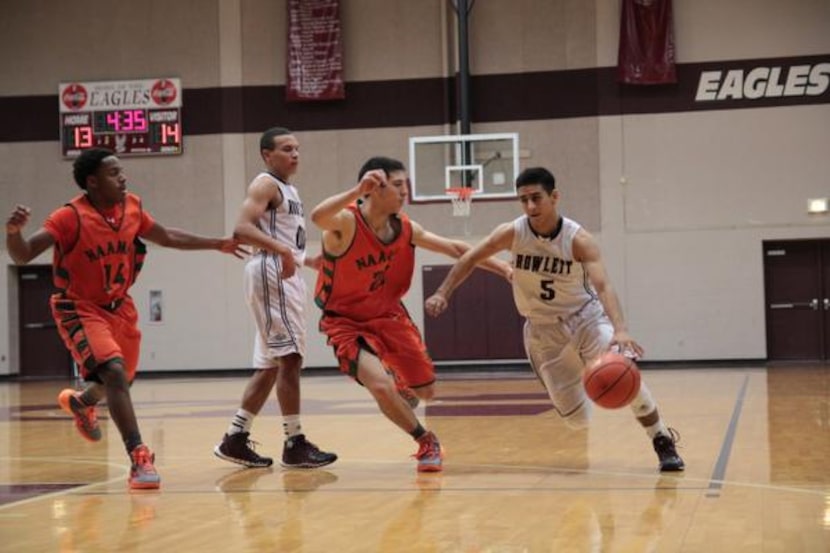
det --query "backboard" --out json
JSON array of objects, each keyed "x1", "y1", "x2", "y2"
[{"x1": 408, "y1": 133, "x2": 520, "y2": 203}]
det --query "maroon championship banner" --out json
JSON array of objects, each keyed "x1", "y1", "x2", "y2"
[
  {"x1": 286, "y1": 0, "x2": 345, "y2": 101},
  {"x1": 618, "y1": 0, "x2": 677, "y2": 85}
]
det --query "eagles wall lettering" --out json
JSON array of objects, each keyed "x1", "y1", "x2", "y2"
[{"x1": 695, "y1": 63, "x2": 830, "y2": 102}]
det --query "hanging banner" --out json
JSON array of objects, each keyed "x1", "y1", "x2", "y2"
[
  {"x1": 617, "y1": 0, "x2": 677, "y2": 85},
  {"x1": 286, "y1": 0, "x2": 345, "y2": 101}
]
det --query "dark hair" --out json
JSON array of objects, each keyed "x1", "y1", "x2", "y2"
[
  {"x1": 358, "y1": 156, "x2": 406, "y2": 180},
  {"x1": 515, "y1": 167, "x2": 556, "y2": 193},
  {"x1": 260, "y1": 127, "x2": 293, "y2": 151},
  {"x1": 72, "y1": 148, "x2": 115, "y2": 189}
]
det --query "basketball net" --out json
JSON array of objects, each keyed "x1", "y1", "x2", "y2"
[{"x1": 447, "y1": 187, "x2": 474, "y2": 218}]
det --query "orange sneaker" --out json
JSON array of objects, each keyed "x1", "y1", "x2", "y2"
[
  {"x1": 129, "y1": 445, "x2": 161, "y2": 490},
  {"x1": 57, "y1": 389, "x2": 102, "y2": 442},
  {"x1": 413, "y1": 431, "x2": 443, "y2": 473}
]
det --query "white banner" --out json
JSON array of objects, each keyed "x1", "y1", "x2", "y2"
[{"x1": 58, "y1": 78, "x2": 182, "y2": 112}]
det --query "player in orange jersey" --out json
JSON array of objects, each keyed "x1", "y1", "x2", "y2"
[
  {"x1": 310, "y1": 156, "x2": 512, "y2": 472},
  {"x1": 5, "y1": 148, "x2": 245, "y2": 490}
]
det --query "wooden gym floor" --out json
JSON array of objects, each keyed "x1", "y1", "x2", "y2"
[{"x1": 1, "y1": 364, "x2": 828, "y2": 552}]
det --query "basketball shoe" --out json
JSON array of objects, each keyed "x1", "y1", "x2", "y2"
[
  {"x1": 214, "y1": 432, "x2": 274, "y2": 468},
  {"x1": 652, "y1": 428, "x2": 685, "y2": 472},
  {"x1": 57, "y1": 389, "x2": 102, "y2": 442},
  {"x1": 129, "y1": 444, "x2": 161, "y2": 490},
  {"x1": 281, "y1": 434, "x2": 337, "y2": 468},
  {"x1": 414, "y1": 431, "x2": 443, "y2": 473}
]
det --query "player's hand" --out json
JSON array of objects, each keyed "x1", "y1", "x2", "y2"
[
  {"x1": 6, "y1": 205, "x2": 32, "y2": 235},
  {"x1": 218, "y1": 237, "x2": 249, "y2": 259},
  {"x1": 278, "y1": 249, "x2": 297, "y2": 278},
  {"x1": 609, "y1": 331, "x2": 644, "y2": 359},
  {"x1": 424, "y1": 293, "x2": 449, "y2": 317},
  {"x1": 305, "y1": 253, "x2": 323, "y2": 271},
  {"x1": 357, "y1": 169, "x2": 387, "y2": 196}
]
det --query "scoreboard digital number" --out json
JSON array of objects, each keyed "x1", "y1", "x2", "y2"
[{"x1": 59, "y1": 78, "x2": 183, "y2": 158}]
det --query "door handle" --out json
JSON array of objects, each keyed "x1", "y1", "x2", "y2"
[
  {"x1": 769, "y1": 299, "x2": 819, "y2": 310},
  {"x1": 23, "y1": 322, "x2": 56, "y2": 330},
  {"x1": 824, "y1": 298, "x2": 829, "y2": 310}
]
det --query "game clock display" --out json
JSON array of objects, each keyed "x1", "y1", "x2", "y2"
[
  {"x1": 61, "y1": 109, "x2": 182, "y2": 156},
  {"x1": 59, "y1": 79, "x2": 183, "y2": 158}
]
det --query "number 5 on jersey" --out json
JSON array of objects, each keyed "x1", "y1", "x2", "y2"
[{"x1": 540, "y1": 279, "x2": 556, "y2": 300}]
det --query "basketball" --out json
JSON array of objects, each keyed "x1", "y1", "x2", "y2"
[{"x1": 583, "y1": 353, "x2": 641, "y2": 409}]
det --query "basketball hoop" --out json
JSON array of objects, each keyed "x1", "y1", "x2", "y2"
[{"x1": 447, "y1": 187, "x2": 475, "y2": 217}]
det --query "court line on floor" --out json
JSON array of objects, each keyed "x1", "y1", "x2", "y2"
[
  {"x1": 0, "y1": 457, "x2": 130, "y2": 511},
  {"x1": 1, "y1": 456, "x2": 822, "y2": 504},
  {"x1": 706, "y1": 374, "x2": 749, "y2": 498},
  {"x1": 56, "y1": 455, "x2": 823, "y2": 498}
]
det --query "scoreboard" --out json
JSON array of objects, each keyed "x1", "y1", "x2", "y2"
[{"x1": 59, "y1": 78, "x2": 183, "y2": 158}]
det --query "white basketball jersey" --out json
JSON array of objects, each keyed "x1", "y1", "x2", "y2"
[
  {"x1": 256, "y1": 172, "x2": 306, "y2": 267},
  {"x1": 510, "y1": 215, "x2": 597, "y2": 322}
]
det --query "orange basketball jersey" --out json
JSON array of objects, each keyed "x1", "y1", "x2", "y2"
[
  {"x1": 50, "y1": 193, "x2": 148, "y2": 305},
  {"x1": 315, "y1": 203, "x2": 415, "y2": 321}
]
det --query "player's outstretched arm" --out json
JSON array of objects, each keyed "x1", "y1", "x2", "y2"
[
  {"x1": 5, "y1": 205, "x2": 55, "y2": 265},
  {"x1": 411, "y1": 221, "x2": 512, "y2": 278},
  {"x1": 142, "y1": 223, "x2": 246, "y2": 258},
  {"x1": 422, "y1": 222, "x2": 514, "y2": 317}
]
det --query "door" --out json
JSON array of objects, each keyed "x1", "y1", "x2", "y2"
[
  {"x1": 824, "y1": 241, "x2": 830, "y2": 360},
  {"x1": 18, "y1": 265, "x2": 72, "y2": 378},
  {"x1": 763, "y1": 239, "x2": 830, "y2": 361}
]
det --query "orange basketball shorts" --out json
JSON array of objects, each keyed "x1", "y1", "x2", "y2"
[
  {"x1": 319, "y1": 311, "x2": 435, "y2": 388},
  {"x1": 50, "y1": 295, "x2": 141, "y2": 383}
]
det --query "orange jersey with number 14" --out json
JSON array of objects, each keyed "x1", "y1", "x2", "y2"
[{"x1": 48, "y1": 193, "x2": 150, "y2": 305}]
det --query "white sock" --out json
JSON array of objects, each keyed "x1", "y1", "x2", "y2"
[
  {"x1": 629, "y1": 383, "x2": 657, "y2": 417},
  {"x1": 227, "y1": 409, "x2": 254, "y2": 436},
  {"x1": 283, "y1": 415, "x2": 302, "y2": 439},
  {"x1": 629, "y1": 384, "x2": 668, "y2": 438},
  {"x1": 644, "y1": 420, "x2": 668, "y2": 440}
]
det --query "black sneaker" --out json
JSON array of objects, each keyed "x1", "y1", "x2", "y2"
[
  {"x1": 214, "y1": 432, "x2": 274, "y2": 468},
  {"x1": 281, "y1": 434, "x2": 337, "y2": 469},
  {"x1": 653, "y1": 428, "x2": 685, "y2": 472}
]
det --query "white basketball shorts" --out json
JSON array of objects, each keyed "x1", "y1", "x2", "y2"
[
  {"x1": 523, "y1": 300, "x2": 613, "y2": 422},
  {"x1": 243, "y1": 253, "x2": 307, "y2": 368}
]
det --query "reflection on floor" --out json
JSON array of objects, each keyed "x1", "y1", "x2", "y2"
[{"x1": 0, "y1": 364, "x2": 827, "y2": 552}]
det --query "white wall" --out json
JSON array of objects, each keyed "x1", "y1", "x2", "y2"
[
  {"x1": 594, "y1": 0, "x2": 830, "y2": 360},
  {"x1": 2, "y1": 0, "x2": 829, "y2": 374}
]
